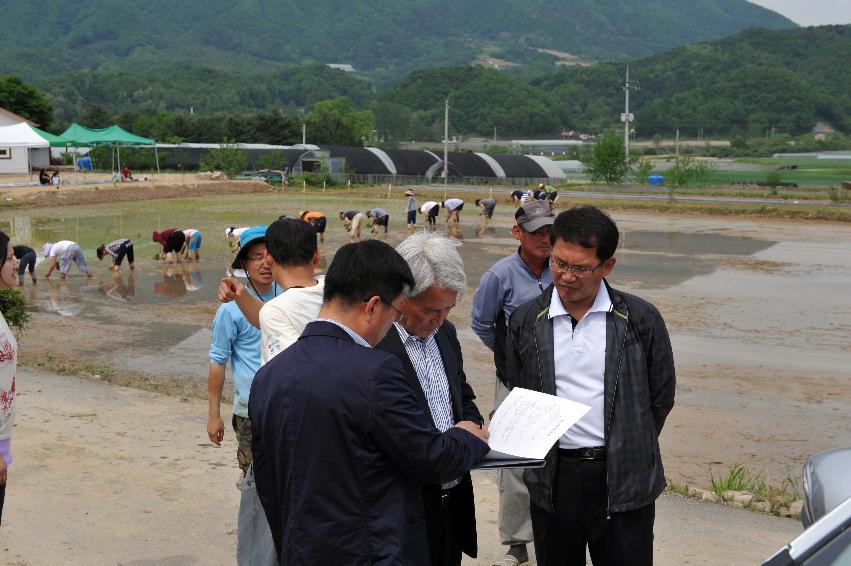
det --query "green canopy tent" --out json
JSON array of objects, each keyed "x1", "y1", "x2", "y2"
[
  {"x1": 30, "y1": 125, "x2": 73, "y2": 147},
  {"x1": 60, "y1": 123, "x2": 159, "y2": 176},
  {"x1": 28, "y1": 125, "x2": 78, "y2": 183}
]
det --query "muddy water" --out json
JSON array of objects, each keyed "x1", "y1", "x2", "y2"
[{"x1": 2, "y1": 194, "x2": 850, "y2": 485}]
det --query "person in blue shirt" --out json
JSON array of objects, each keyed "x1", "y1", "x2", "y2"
[
  {"x1": 207, "y1": 225, "x2": 281, "y2": 566},
  {"x1": 471, "y1": 200, "x2": 555, "y2": 566}
]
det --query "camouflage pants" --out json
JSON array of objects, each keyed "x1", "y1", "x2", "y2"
[{"x1": 232, "y1": 415, "x2": 253, "y2": 476}]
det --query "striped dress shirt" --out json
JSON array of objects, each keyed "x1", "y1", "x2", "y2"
[{"x1": 394, "y1": 323, "x2": 459, "y2": 489}]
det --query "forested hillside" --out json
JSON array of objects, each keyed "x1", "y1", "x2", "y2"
[
  {"x1": 4, "y1": 25, "x2": 847, "y2": 143},
  {"x1": 375, "y1": 25, "x2": 851, "y2": 139},
  {"x1": 0, "y1": 0, "x2": 792, "y2": 86},
  {"x1": 531, "y1": 25, "x2": 851, "y2": 137}
]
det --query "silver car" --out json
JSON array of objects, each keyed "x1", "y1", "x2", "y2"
[{"x1": 763, "y1": 447, "x2": 851, "y2": 565}]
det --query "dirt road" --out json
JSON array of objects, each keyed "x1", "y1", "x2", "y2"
[{"x1": 1, "y1": 369, "x2": 801, "y2": 565}]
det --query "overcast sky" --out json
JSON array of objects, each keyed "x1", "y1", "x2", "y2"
[{"x1": 747, "y1": 0, "x2": 851, "y2": 26}]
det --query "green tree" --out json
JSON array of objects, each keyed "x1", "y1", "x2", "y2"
[
  {"x1": 200, "y1": 139, "x2": 249, "y2": 179},
  {"x1": 248, "y1": 109, "x2": 301, "y2": 145},
  {"x1": 305, "y1": 97, "x2": 374, "y2": 146},
  {"x1": 0, "y1": 75, "x2": 53, "y2": 128},
  {"x1": 631, "y1": 157, "x2": 653, "y2": 184},
  {"x1": 585, "y1": 132, "x2": 629, "y2": 184},
  {"x1": 82, "y1": 104, "x2": 111, "y2": 128}
]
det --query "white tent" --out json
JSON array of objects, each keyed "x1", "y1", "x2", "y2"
[{"x1": 0, "y1": 122, "x2": 50, "y2": 175}]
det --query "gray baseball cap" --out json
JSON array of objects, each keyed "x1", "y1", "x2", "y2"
[{"x1": 515, "y1": 200, "x2": 555, "y2": 232}]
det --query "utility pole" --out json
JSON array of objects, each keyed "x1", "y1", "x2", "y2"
[
  {"x1": 302, "y1": 123, "x2": 306, "y2": 145},
  {"x1": 621, "y1": 66, "x2": 638, "y2": 162},
  {"x1": 443, "y1": 99, "x2": 449, "y2": 190}
]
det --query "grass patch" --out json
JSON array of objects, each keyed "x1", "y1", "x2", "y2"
[
  {"x1": 666, "y1": 476, "x2": 690, "y2": 497},
  {"x1": 669, "y1": 463, "x2": 803, "y2": 514},
  {"x1": 710, "y1": 463, "x2": 769, "y2": 498}
]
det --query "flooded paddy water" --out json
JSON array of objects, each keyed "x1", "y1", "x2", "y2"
[{"x1": 1, "y1": 191, "x2": 849, "y2": 488}]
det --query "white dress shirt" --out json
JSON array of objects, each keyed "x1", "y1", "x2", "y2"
[{"x1": 549, "y1": 280, "x2": 612, "y2": 449}]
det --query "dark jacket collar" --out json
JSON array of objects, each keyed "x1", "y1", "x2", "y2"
[{"x1": 301, "y1": 319, "x2": 357, "y2": 342}]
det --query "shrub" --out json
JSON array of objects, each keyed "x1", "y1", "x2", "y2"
[
  {"x1": 0, "y1": 288, "x2": 30, "y2": 332},
  {"x1": 200, "y1": 139, "x2": 249, "y2": 179}
]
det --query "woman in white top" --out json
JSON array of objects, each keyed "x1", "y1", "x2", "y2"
[{"x1": 0, "y1": 230, "x2": 20, "y2": 524}]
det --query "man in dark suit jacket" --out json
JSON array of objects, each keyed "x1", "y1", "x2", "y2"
[
  {"x1": 250, "y1": 240, "x2": 490, "y2": 566},
  {"x1": 377, "y1": 232, "x2": 484, "y2": 566}
]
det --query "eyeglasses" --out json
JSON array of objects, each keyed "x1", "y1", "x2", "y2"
[
  {"x1": 244, "y1": 253, "x2": 267, "y2": 264},
  {"x1": 380, "y1": 297, "x2": 406, "y2": 323},
  {"x1": 550, "y1": 257, "x2": 603, "y2": 278}
]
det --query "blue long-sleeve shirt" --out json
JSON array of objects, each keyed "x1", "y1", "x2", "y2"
[
  {"x1": 471, "y1": 250, "x2": 552, "y2": 350},
  {"x1": 209, "y1": 287, "x2": 280, "y2": 417}
]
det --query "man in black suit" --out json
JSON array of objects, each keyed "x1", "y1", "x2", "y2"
[
  {"x1": 249, "y1": 239, "x2": 490, "y2": 566},
  {"x1": 377, "y1": 232, "x2": 484, "y2": 566}
]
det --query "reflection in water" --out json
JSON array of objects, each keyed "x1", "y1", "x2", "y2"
[
  {"x1": 153, "y1": 264, "x2": 202, "y2": 299},
  {"x1": 476, "y1": 225, "x2": 496, "y2": 238},
  {"x1": 185, "y1": 268, "x2": 202, "y2": 291},
  {"x1": 43, "y1": 279, "x2": 84, "y2": 316},
  {"x1": 99, "y1": 271, "x2": 135, "y2": 302},
  {"x1": 446, "y1": 224, "x2": 463, "y2": 240}
]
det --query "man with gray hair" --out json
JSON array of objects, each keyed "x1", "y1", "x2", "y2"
[{"x1": 377, "y1": 232, "x2": 485, "y2": 566}]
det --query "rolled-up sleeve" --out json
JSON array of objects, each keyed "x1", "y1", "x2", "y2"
[
  {"x1": 209, "y1": 305, "x2": 235, "y2": 366},
  {"x1": 471, "y1": 270, "x2": 503, "y2": 349}
]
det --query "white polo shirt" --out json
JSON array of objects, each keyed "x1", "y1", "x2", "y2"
[{"x1": 549, "y1": 280, "x2": 611, "y2": 449}]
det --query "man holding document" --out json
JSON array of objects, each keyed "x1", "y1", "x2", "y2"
[
  {"x1": 377, "y1": 232, "x2": 485, "y2": 566},
  {"x1": 506, "y1": 205, "x2": 676, "y2": 566},
  {"x1": 249, "y1": 240, "x2": 490, "y2": 565}
]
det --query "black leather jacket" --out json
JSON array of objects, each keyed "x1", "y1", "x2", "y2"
[{"x1": 506, "y1": 281, "x2": 676, "y2": 514}]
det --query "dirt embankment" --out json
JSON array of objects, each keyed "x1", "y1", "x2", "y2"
[{"x1": 0, "y1": 179, "x2": 272, "y2": 209}]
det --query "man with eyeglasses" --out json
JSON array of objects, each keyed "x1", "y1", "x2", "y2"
[
  {"x1": 471, "y1": 199, "x2": 555, "y2": 566},
  {"x1": 377, "y1": 232, "x2": 485, "y2": 566},
  {"x1": 505, "y1": 205, "x2": 676, "y2": 566},
  {"x1": 218, "y1": 218, "x2": 324, "y2": 367},
  {"x1": 207, "y1": 225, "x2": 283, "y2": 565}
]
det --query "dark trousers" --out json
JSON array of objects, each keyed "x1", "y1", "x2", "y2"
[
  {"x1": 427, "y1": 206, "x2": 439, "y2": 225},
  {"x1": 163, "y1": 232, "x2": 185, "y2": 254},
  {"x1": 17, "y1": 250, "x2": 36, "y2": 277},
  {"x1": 530, "y1": 456, "x2": 655, "y2": 566},
  {"x1": 0, "y1": 480, "x2": 5, "y2": 525},
  {"x1": 407, "y1": 209, "x2": 417, "y2": 224},
  {"x1": 423, "y1": 483, "x2": 465, "y2": 566},
  {"x1": 114, "y1": 242, "x2": 134, "y2": 266}
]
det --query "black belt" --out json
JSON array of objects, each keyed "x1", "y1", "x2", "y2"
[{"x1": 559, "y1": 446, "x2": 606, "y2": 460}]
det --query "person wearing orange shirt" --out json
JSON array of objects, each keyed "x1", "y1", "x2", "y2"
[{"x1": 299, "y1": 211, "x2": 327, "y2": 243}]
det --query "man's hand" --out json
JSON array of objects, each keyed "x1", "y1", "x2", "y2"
[
  {"x1": 207, "y1": 416, "x2": 225, "y2": 446},
  {"x1": 454, "y1": 420, "x2": 490, "y2": 443},
  {"x1": 218, "y1": 277, "x2": 244, "y2": 303}
]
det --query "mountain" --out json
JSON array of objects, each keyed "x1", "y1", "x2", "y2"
[
  {"x1": 372, "y1": 25, "x2": 851, "y2": 139},
  {"x1": 529, "y1": 25, "x2": 851, "y2": 136},
  {"x1": 0, "y1": 0, "x2": 794, "y2": 85}
]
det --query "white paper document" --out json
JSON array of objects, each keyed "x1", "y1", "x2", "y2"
[{"x1": 486, "y1": 388, "x2": 591, "y2": 460}]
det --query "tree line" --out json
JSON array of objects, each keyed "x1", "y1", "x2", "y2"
[{"x1": 2, "y1": 26, "x2": 849, "y2": 148}]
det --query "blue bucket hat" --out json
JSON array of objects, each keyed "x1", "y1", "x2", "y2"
[{"x1": 231, "y1": 225, "x2": 267, "y2": 269}]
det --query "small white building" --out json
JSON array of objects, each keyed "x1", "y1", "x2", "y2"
[{"x1": 0, "y1": 107, "x2": 51, "y2": 175}]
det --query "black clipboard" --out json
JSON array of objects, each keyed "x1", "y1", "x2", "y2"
[{"x1": 472, "y1": 457, "x2": 546, "y2": 470}]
